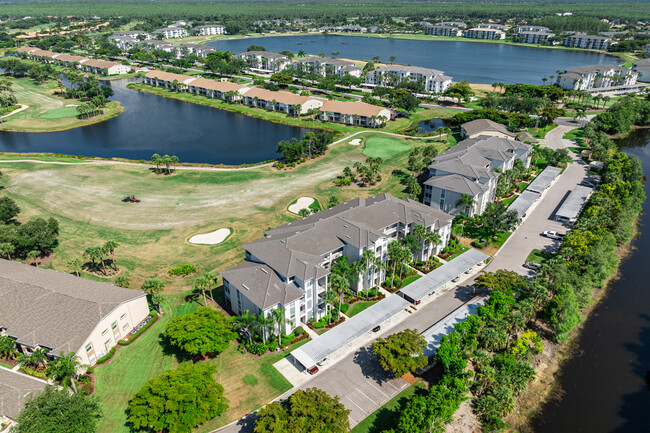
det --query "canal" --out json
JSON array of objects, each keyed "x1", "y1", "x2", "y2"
[
  {"x1": 0, "y1": 78, "x2": 313, "y2": 165},
  {"x1": 529, "y1": 129, "x2": 650, "y2": 433},
  {"x1": 208, "y1": 35, "x2": 618, "y2": 85}
]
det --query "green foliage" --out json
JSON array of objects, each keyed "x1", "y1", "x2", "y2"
[
  {"x1": 13, "y1": 386, "x2": 102, "y2": 433},
  {"x1": 450, "y1": 109, "x2": 535, "y2": 130},
  {"x1": 254, "y1": 387, "x2": 350, "y2": 433},
  {"x1": 0, "y1": 196, "x2": 20, "y2": 224},
  {"x1": 475, "y1": 270, "x2": 528, "y2": 293},
  {"x1": 396, "y1": 379, "x2": 468, "y2": 433},
  {"x1": 113, "y1": 274, "x2": 130, "y2": 288},
  {"x1": 127, "y1": 363, "x2": 228, "y2": 433},
  {"x1": 45, "y1": 352, "x2": 81, "y2": 391},
  {"x1": 141, "y1": 276, "x2": 165, "y2": 294},
  {"x1": 168, "y1": 263, "x2": 197, "y2": 276},
  {"x1": 95, "y1": 347, "x2": 116, "y2": 365},
  {"x1": 294, "y1": 326, "x2": 305, "y2": 336},
  {"x1": 19, "y1": 365, "x2": 47, "y2": 378},
  {"x1": 118, "y1": 313, "x2": 158, "y2": 346},
  {"x1": 592, "y1": 95, "x2": 650, "y2": 135},
  {"x1": 163, "y1": 307, "x2": 235, "y2": 356},
  {"x1": 372, "y1": 329, "x2": 428, "y2": 377}
]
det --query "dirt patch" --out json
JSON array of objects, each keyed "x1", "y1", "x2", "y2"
[{"x1": 401, "y1": 372, "x2": 418, "y2": 384}]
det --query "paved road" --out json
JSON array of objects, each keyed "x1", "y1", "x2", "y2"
[{"x1": 215, "y1": 119, "x2": 592, "y2": 433}]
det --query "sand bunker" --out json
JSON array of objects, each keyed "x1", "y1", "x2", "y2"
[
  {"x1": 189, "y1": 228, "x2": 231, "y2": 245},
  {"x1": 288, "y1": 197, "x2": 315, "y2": 214},
  {"x1": 349, "y1": 138, "x2": 361, "y2": 146}
]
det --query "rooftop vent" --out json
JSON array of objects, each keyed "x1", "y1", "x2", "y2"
[
  {"x1": 260, "y1": 268, "x2": 269, "y2": 274},
  {"x1": 242, "y1": 284, "x2": 250, "y2": 291}
]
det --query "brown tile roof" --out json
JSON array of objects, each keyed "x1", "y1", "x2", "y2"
[
  {"x1": 54, "y1": 53, "x2": 87, "y2": 63},
  {"x1": 189, "y1": 77, "x2": 248, "y2": 93},
  {"x1": 0, "y1": 259, "x2": 146, "y2": 356},
  {"x1": 80, "y1": 59, "x2": 119, "y2": 69},
  {"x1": 320, "y1": 100, "x2": 388, "y2": 117},
  {"x1": 16, "y1": 46, "x2": 37, "y2": 53},
  {"x1": 242, "y1": 87, "x2": 317, "y2": 105},
  {"x1": 144, "y1": 70, "x2": 195, "y2": 83},
  {"x1": 28, "y1": 49, "x2": 58, "y2": 58}
]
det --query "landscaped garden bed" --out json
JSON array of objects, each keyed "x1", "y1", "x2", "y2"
[{"x1": 411, "y1": 258, "x2": 440, "y2": 274}]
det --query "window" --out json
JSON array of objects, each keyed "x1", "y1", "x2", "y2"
[
  {"x1": 89, "y1": 354, "x2": 96, "y2": 364},
  {"x1": 120, "y1": 313, "x2": 126, "y2": 320},
  {"x1": 101, "y1": 329, "x2": 108, "y2": 336},
  {"x1": 122, "y1": 323, "x2": 129, "y2": 330},
  {"x1": 111, "y1": 321, "x2": 118, "y2": 330},
  {"x1": 104, "y1": 340, "x2": 112, "y2": 351},
  {"x1": 85, "y1": 343, "x2": 93, "y2": 353}
]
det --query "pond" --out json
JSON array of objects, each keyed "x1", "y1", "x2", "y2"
[
  {"x1": 0, "y1": 78, "x2": 313, "y2": 165},
  {"x1": 208, "y1": 35, "x2": 619, "y2": 85},
  {"x1": 413, "y1": 117, "x2": 450, "y2": 133}
]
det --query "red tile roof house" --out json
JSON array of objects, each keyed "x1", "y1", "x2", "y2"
[
  {"x1": 241, "y1": 87, "x2": 324, "y2": 115},
  {"x1": 319, "y1": 100, "x2": 392, "y2": 127},
  {"x1": 144, "y1": 70, "x2": 197, "y2": 90},
  {"x1": 186, "y1": 77, "x2": 251, "y2": 101}
]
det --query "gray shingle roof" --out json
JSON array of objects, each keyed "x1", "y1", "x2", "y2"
[
  {"x1": 374, "y1": 64, "x2": 446, "y2": 78},
  {"x1": 424, "y1": 173, "x2": 489, "y2": 196},
  {"x1": 0, "y1": 259, "x2": 146, "y2": 354},
  {"x1": 462, "y1": 119, "x2": 514, "y2": 138},
  {"x1": 0, "y1": 368, "x2": 47, "y2": 419}
]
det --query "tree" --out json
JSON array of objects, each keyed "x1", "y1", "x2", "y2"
[
  {"x1": 372, "y1": 329, "x2": 428, "y2": 377},
  {"x1": 114, "y1": 274, "x2": 131, "y2": 288},
  {"x1": 0, "y1": 241, "x2": 15, "y2": 260},
  {"x1": 329, "y1": 272, "x2": 349, "y2": 316},
  {"x1": 397, "y1": 382, "x2": 467, "y2": 433},
  {"x1": 321, "y1": 290, "x2": 339, "y2": 324},
  {"x1": 255, "y1": 312, "x2": 275, "y2": 345},
  {"x1": 0, "y1": 196, "x2": 20, "y2": 224},
  {"x1": 481, "y1": 202, "x2": 521, "y2": 237},
  {"x1": 141, "y1": 277, "x2": 165, "y2": 294},
  {"x1": 475, "y1": 270, "x2": 528, "y2": 293},
  {"x1": 272, "y1": 307, "x2": 291, "y2": 348},
  {"x1": 13, "y1": 386, "x2": 102, "y2": 433},
  {"x1": 444, "y1": 80, "x2": 474, "y2": 103},
  {"x1": 298, "y1": 208, "x2": 311, "y2": 217},
  {"x1": 45, "y1": 352, "x2": 82, "y2": 392},
  {"x1": 68, "y1": 257, "x2": 82, "y2": 276},
  {"x1": 254, "y1": 387, "x2": 350, "y2": 433},
  {"x1": 151, "y1": 153, "x2": 161, "y2": 173},
  {"x1": 0, "y1": 335, "x2": 16, "y2": 359},
  {"x1": 164, "y1": 307, "x2": 235, "y2": 357},
  {"x1": 232, "y1": 309, "x2": 256, "y2": 344},
  {"x1": 127, "y1": 364, "x2": 228, "y2": 433},
  {"x1": 103, "y1": 240, "x2": 119, "y2": 269}
]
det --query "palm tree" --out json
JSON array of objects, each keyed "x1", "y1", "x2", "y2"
[
  {"x1": 389, "y1": 55, "x2": 396, "y2": 64},
  {"x1": 271, "y1": 308, "x2": 291, "y2": 349},
  {"x1": 255, "y1": 313, "x2": 274, "y2": 345},
  {"x1": 161, "y1": 154, "x2": 173, "y2": 174},
  {"x1": 298, "y1": 50, "x2": 306, "y2": 57},
  {"x1": 232, "y1": 310, "x2": 255, "y2": 344},
  {"x1": 202, "y1": 272, "x2": 216, "y2": 302},
  {"x1": 0, "y1": 336, "x2": 16, "y2": 360},
  {"x1": 362, "y1": 248, "x2": 375, "y2": 288},
  {"x1": 194, "y1": 275, "x2": 209, "y2": 305},
  {"x1": 0, "y1": 242, "x2": 15, "y2": 260},
  {"x1": 329, "y1": 272, "x2": 349, "y2": 315},
  {"x1": 151, "y1": 153, "x2": 161, "y2": 173},
  {"x1": 28, "y1": 347, "x2": 49, "y2": 367},
  {"x1": 103, "y1": 240, "x2": 119, "y2": 270},
  {"x1": 68, "y1": 257, "x2": 82, "y2": 276},
  {"x1": 46, "y1": 352, "x2": 82, "y2": 392},
  {"x1": 170, "y1": 155, "x2": 179, "y2": 173},
  {"x1": 321, "y1": 290, "x2": 338, "y2": 324}
]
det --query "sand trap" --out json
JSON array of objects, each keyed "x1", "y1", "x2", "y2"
[
  {"x1": 349, "y1": 138, "x2": 361, "y2": 146},
  {"x1": 189, "y1": 228, "x2": 231, "y2": 245},
  {"x1": 288, "y1": 197, "x2": 315, "y2": 214}
]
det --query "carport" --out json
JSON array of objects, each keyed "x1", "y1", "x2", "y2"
[
  {"x1": 527, "y1": 166, "x2": 562, "y2": 194},
  {"x1": 508, "y1": 190, "x2": 541, "y2": 218},
  {"x1": 291, "y1": 294, "x2": 410, "y2": 369},
  {"x1": 555, "y1": 185, "x2": 593, "y2": 224},
  {"x1": 399, "y1": 248, "x2": 490, "y2": 304}
]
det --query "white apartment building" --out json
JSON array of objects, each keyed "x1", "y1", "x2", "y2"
[
  {"x1": 513, "y1": 26, "x2": 550, "y2": 33},
  {"x1": 365, "y1": 65, "x2": 452, "y2": 93},
  {"x1": 464, "y1": 28, "x2": 506, "y2": 40},
  {"x1": 237, "y1": 50, "x2": 292, "y2": 72},
  {"x1": 194, "y1": 24, "x2": 225, "y2": 35},
  {"x1": 562, "y1": 34, "x2": 613, "y2": 50},
  {"x1": 556, "y1": 64, "x2": 638, "y2": 90},
  {"x1": 513, "y1": 31, "x2": 555, "y2": 44},
  {"x1": 153, "y1": 27, "x2": 189, "y2": 39},
  {"x1": 295, "y1": 56, "x2": 361, "y2": 77},
  {"x1": 425, "y1": 25, "x2": 463, "y2": 37}
]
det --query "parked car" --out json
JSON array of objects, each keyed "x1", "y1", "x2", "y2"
[
  {"x1": 580, "y1": 180, "x2": 597, "y2": 188},
  {"x1": 542, "y1": 230, "x2": 564, "y2": 240},
  {"x1": 372, "y1": 325, "x2": 381, "y2": 333},
  {"x1": 307, "y1": 365, "x2": 319, "y2": 375},
  {"x1": 524, "y1": 262, "x2": 542, "y2": 270},
  {"x1": 317, "y1": 357, "x2": 328, "y2": 366},
  {"x1": 452, "y1": 275, "x2": 460, "y2": 282}
]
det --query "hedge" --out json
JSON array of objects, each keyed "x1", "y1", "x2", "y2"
[
  {"x1": 20, "y1": 365, "x2": 47, "y2": 379},
  {"x1": 118, "y1": 312, "x2": 158, "y2": 346},
  {"x1": 95, "y1": 347, "x2": 116, "y2": 365}
]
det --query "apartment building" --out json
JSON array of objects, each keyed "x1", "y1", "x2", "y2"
[
  {"x1": 365, "y1": 65, "x2": 452, "y2": 93},
  {"x1": 153, "y1": 27, "x2": 189, "y2": 39},
  {"x1": 319, "y1": 100, "x2": 391, "y2": 127},
  {"x1": 79, "y1": 58, "x2": 132, "y2": 75},
  {"x1": 513, "y1": 26, "x2": 550, "y2": 34},
  {"x1": 0, "y1": 259, "x2": 149, "y2": 366},
  {"x1": 513, "y1": 31, "x2": 555, "y2": 44},
  {"x1": 220, "y1": 194, "x2": 452, "y2": 333},
  {"x1": 194, "y1": 24, "x2": 225, "y2": 35},
  {"x1": 241, "y1": 88, "x2": 324, "y2": 115},
  {"x1": 464, "y1": 28, "x2": 506, "y2": 40},
  {"x1": 110, "y1": 30, "x2": 152, "y2": 40},
  {"x1": 237, "y1": 51, "x2": 292, "y2": 72},
  {"x1": 556, "y1": 64, "x2": 638, "y2": 90},
  {"x1": 174, "y1": 43, "x2": 215, "y2": 58},
  {"x1": 425, "y1": 25, "x2": 463, "y2": 37},
  {"x1": 562, "y1": 34, "x2": 613, "y2": 50},
  {"x1": 477, "y1": 23, "x2": 508, "y2": 30},
  {"x1": 295, "y1": 57, "x2": 362, "y2": 77}
]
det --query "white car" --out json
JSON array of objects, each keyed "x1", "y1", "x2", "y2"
[{"x1": 542, "y1": 230, "x2": 564, "y2": 240}]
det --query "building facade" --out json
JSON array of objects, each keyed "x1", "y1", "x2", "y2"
[
  {"x1": 513, "y1": 31, "x2": 554, "y2": 45},
  {"x1": 153, "y1": 27, "x2": 189, "y2": 39},
  {"x1": 365, "y1": 65, "x2": 452, "y2": 93},
  {"x1": 556, "y1": 64, "x2": 638, "y2": 90},
  {"x1": 237, "y1": 51, "x2": 292, "y2": 72},
  {"x1": 295, "y1": 57, "x2": 361, "y2": 77},
  {"x1": 562, "y1": 34, "x2": 613, "y2": 50},
  {"x1": 220, "y1": 194, "x2": 453, "y2": 333},
  {"x1": 464, "y1": 28, "x2": 506, "y2": 40},
  {"x1": 195, "y1": 24, "x2": 225, "y2": 35},
  {"x1": 319, "y1": 100, "x2": 392, "y2": 127},
  {"x1": 425, "y1": 26, "x2": 463, "y2": 37}
]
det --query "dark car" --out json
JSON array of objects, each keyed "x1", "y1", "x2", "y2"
[
  {"x1": 372, "y1": 325, "x2": 381, "y2": 332},
  {"x1": 523, "y1": 262, "x2": 542, "y2": 271},
  {"x1": 308, "y1": 365, "x2": 319, "y2": 375}
]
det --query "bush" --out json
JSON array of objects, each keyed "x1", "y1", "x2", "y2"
[
  {"x1": 308, "y1": 317, "x2": 316, "y2": 324},
  {"x1": 294, "y1": 326, "x2": 305, "y2": 336},
  {"x1": 118, "y1": 312, "x2": 158, "y2": 346},
  {"x1": 168, "y1": 263, "x2": 197, "y2": 277},
  {"x1": 340, "y1": 304, "x2": 350, "y2": 314},
  {"x1": 248, "y1": 342, "x2": 267, "y2": 356},
  {"x1": 20, "y1": 365, "x2": 47, "y2": 378},
  {"x1": 471, "y1": 240, "x2": 485, "y2": 249},
  {"x1": 95, "y1": 347, "x2": 116, "y2": 365}
]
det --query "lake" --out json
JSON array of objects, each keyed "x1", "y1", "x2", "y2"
[
  {"x1": 208, "y1": 35, "x2": 618, "y2": 85},
  {"x1": 529, "y1": 129, "x2": 650, "y2": 433},
  {"x1": 0, "y1": 78, "x2": 312, "y2": 165}
]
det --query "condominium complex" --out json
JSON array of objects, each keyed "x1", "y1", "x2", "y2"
[
  {"x1": 153, "y1": 26, "x2": 189, "y2": 39},
  {"x1": 513, "y1": 31, "x2": 555, "y2": 45},
  {"x1": 425, "y1": 25, "x2": 463, "y2": 37},
  {"x1": 464, "y1": 27, "x2": 506, "y2": 40},
  {"x1": 365, "y1": 65, "x2": 452, "y2": 93},
  {"x1": 295, "y1": 57, "x2": 362, "y2": 77},
  {"x1": 195, "y1": 24, "x2": 225, "y2": 35},
  {"x1": 562, "y1": 34, "x2": 613, "y2": 50},
  {"x1": 236, "y1": 51, "x2": 292, "y2": 72},
  {"x1": 220, "y1": 194, "x2": 452, "y2": 333},
  {"x1": 556, "y1": 65, "x2": 638, "y2": 90}
]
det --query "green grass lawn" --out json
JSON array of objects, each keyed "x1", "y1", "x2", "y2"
[
  {"x1": 39, "y1": 106, "x2": 78, "y2": 119},
  {"x1": 348, "y1": 301, "x2": 378, "y2": 317},
  {"x1": 526, "y1": 248, "x2": 554, "y2": 264},
  {"x1": 362, "y1": 136, "x2": 411, "y2": 159},
  {"x1": 446, "y1": 245, "x2": 470, "y2": 261},
  {"x1": 501, "y1": 195, "x2": 517, "y2": 207},
  {"x1": 401, "y1": 274, "x2": 422, "y2": 287},
  {"x1": 351, "y1": 381, "x2": 425, "y2": 433},
  {"x1": 0, "y1": 362, "x2": 11, "y2": 369},
  {"x1": 528, "y1": 124, "x2": 557, "y2": 139}
]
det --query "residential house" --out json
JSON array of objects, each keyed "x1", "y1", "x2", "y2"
[
  {"x1": 556, "y1": 64, "x2": 638, "y2": 90},
  {"x1": 153, "y1": 27, "x2": 188, "y2": 39},
  {"x1": 79, "y1": 59, "x2": 131, "y2": 75},
  {"x1": 241, "y1": 87, "x2": 323, "y2": 115},
  {"x1": 464, "y1": 28, "x2": 506, "y2": 40},
  {"x1": 319, "y1": 100, "x2": 392, "y2": 127},
  {"x1": 424, "y1": 134, "x2": 532, "y2": 216},
  {"x1": 110, "y1": 30, "x2": 152, "y2": 40},
  {"x1": 0, "y1": 368, "x2": 47, "y2": 426},
  {"x1": 220, "y1": 194, "x2": 452, "y2": 333},
  {"x1": 425, "y1": 25, "x2": 463, "y2": 37},
  {"x1": 513, "y1": 26, "x2": 550, "y2": 34},
  {"x1": 513, "y1": 31, "x2": 555, "y2": 44},
  {"x1": 194, "y1": 24, "x2": 225, "y2": 35},
  {"x1": 22, "y1": 48, "x2": 59, "y2": 62},
  {"x1": 0, "y1": 259, "x2": 150, "y2": 366},
  {"x1": 145, "y1": 40, "x2": 175, "y2": 52},
  {"x1": 438, "y1": 21, "x2": 468, "y2": 28},
  {"x1": 365, "y1": 65, "x2": 452, "y2": 93},
  {"x1": 53, "y1": 53, "x2": 87, "y2": 67},
  {"x1": 109, "y1": 35, "x2": 143, "y2": 50},
  {"x1": 461, "y1": 118, "x2": 536, "y2": 143},
  {"x1": 562, "y1": 34, "x2": 613, "y2": 50},
  {"x1": 174, "y1": 43, "x2": 215, "y2": 59},
  {"x1": 187, "y1": 78, "x2": 250, "y2": 101},
  {"x1": 144, "y1": 70, "x2": 197, "y2": 89},
  {"x1": 295, "y1": 57, "x2": 361, "y2": 77},
  {"x1": 237, "y1": 51, "x2": 292, "y2": 72}
]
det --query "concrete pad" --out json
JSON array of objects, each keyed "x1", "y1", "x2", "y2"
[
  {"x1": 188, "y1": 228, "x2": 230, "y2": 245},
  {"x1": 272, "y1": 357, "x2": 310, "y2": 387},
  {"x1": 349, "y1": 138, "x2": 361, "y2": 145},
  {"x1": 288, "y1": 197, "x2": 315, "y2": 214}
]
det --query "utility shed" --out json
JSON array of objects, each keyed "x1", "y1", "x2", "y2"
[
  {"x1": 291, "y1": 294, "x2": 410, "y2": 369},
  {"x1": 527, "y1": 166, "x2": 562, "y2": 194},
  {"x1": 399, "y1": 248, "x2": 489, "y2": 304},
  {"x1": 508, "y1": 190, "x2": 540, "y2": 218},
  {"x1": 555, "y1": 185, "x2": 593, "y2": 224}
]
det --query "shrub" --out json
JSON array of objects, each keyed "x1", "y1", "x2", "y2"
[
  {"x1": 20, "y1": 365, "x2": 47, "y2": 378},
  {"x1": 308, "y1": 317, "x2": 316, "y2": 324},
  {"x1": 118, "y1": 312, "x2": 158, "y2": 346},
  {"x1": 95, "y1": 347, "x2": 116, "y2": 365},
  {"x1": 471, "y1": 240, "x2": 485, "y2": 249},
  {"x1": 340, "y1": 304, "x2": 350, "y2": 314},
  {"x1": 248, "y1": 342, "x2": 267, "y2": 356},
  {"x1": 294, "y1": 326, "x2": 305, "y2": 336},
  {"x1": 168, "y1": 263, "x2": 197, "y2": 277}
]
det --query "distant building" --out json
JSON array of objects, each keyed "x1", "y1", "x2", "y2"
[
  {"x1": 79, "y1": 58, "x2": 131, "y2": 75},
  {"x1": 425, "y1": 25, "x2": 463, "y2": 37},
  {"x1": 438, "y1": 21, "x2": 467, "y2": 28},
  {"x1": 194, "y1": 24, "x2": 225, "y2": 35},
  {"x1": 153, "y1": 27, "x2": 188, "y2": 39},
  {"x1": 477, "y1": 23, "x2": 508, "y2": 30},
  {"x1": 174, "y1": 43, "x2": 215, "y2": 58},
  {"x1": 237, "y1": 51, "x2": 292, "y2": 73},
  {"x1": 513, "y1": 25, "x2": 550, "y2": 34},
  {"x1": 556, "y1": 65, "x2": 638, "y2": 90},
  {"x1": 319, "y1": 100, "x2": 391, "y2": 127},
  {"x1": 110, "y1": 30, "x2": 151, "y2": 40},
  {"x1": 241, "y1": 87, "x2": 324, "y2": 115},
  {"x1": 319, "y1": 24, "x2": 367, "y2": 33},
  {"x1": 365, "y1": 65, "x2": 452, "y2": 93},
  {"x1": 295, "y1": 57, "x2": 361, "y2": 77},
  {"x1": 562, "y1": 34, "x2": 613, "y2": 50},
  {"x1": 632, "y1": 58, "x2": 650, "y2": 82},
  {"x1": 464, "y1": 28, "x2": 506, "y2": 40},
  {"x1": 513, "y1": 31, "x2": 555, "y2": 45}
]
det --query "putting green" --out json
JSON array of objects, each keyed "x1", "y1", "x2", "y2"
[
  {"x1": 39, "y1": 106, "x2": 78, "y2": 119},
  {"x1": 362, "y1": 136, "x2": 410, "y2": 159}
]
